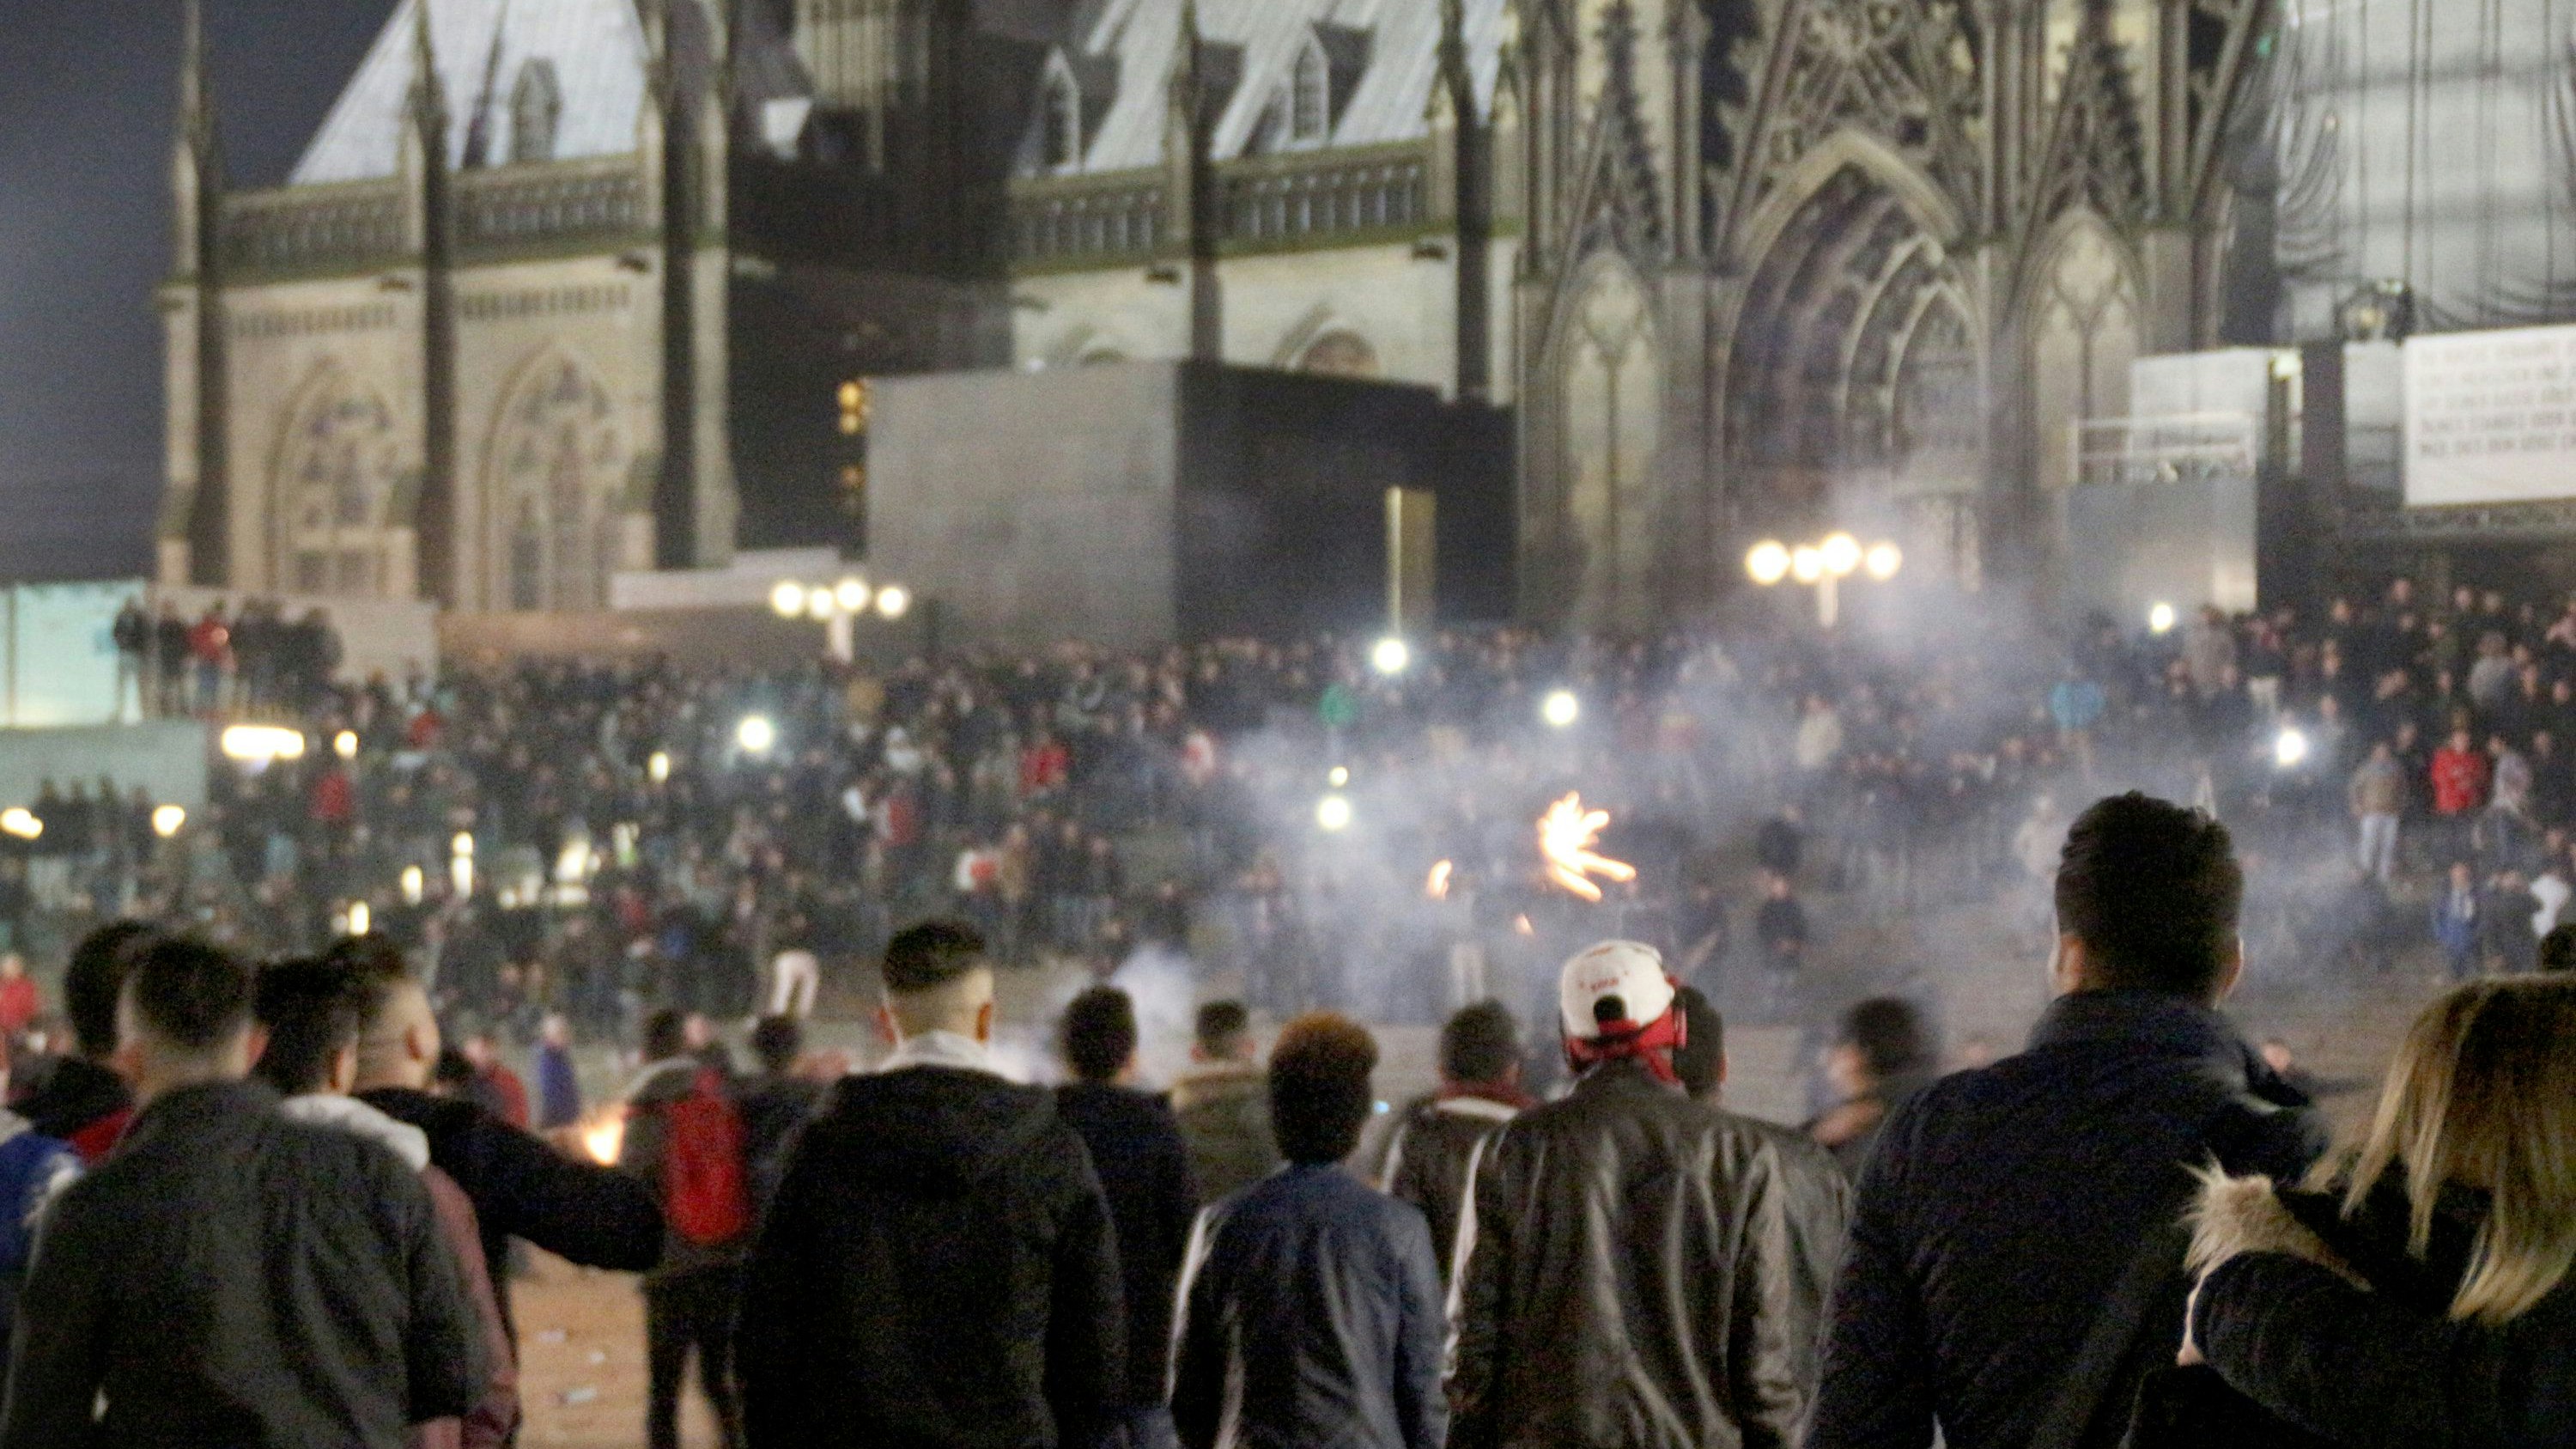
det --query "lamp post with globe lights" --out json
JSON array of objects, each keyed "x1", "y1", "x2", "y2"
[
  {"x1": 1745, "y1": 531, "x2": 1902, "y2": 627},
  {"x1": 769, "y1": 573, "x2": 914, "y2": 661}
]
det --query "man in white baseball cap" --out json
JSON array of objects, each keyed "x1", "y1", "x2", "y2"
[{"x1": 1449, "y1": 941, "x2": 1807, "y2": 1449}]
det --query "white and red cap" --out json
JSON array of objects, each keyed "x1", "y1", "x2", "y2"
[{"x1": 1558, "y1": 941, "x2": 1677, "y2": 1040}]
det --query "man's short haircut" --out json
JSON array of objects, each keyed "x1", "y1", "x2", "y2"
[
  {"x1": 433, "y1": 1048, "x2": 477, "y2": 1093},
  {"x1": 1060, "y1": 987, "x2": 1138, "y2": 1084},
  {"x1": 324, "y1": 932, "x2": 415, "y2": 1032},
  {"x1": 123, "y1": 937, "x2": 254, "y2": 1056},
  {"x1": 2540, "y1": 923, "x2": 2576, "y2": 974},
  {"x1": 66, "y1": 921, "x2": 158, "y2": 1058},
  {"x1": 750, "y1": 1015, "x2": 804, "y2": 1074},
  {"x1": 882, "y1": 921, "x2": 988, "y2": 995},
  {"x1": 1671, "y1": 985, "x2": 1726, "y2": 1099},
  {"x1": 1267, "y1": 1012, "x2": 1376, "y2": 1165},
  {"x1": 642, "y1": 1008, "x2": 688, "y2": 1064},
  {"x1": 1839, "y1": 997, "x2": 1931, "y2": 1080},
  {"x1": 1194, "y1": 1000, "x2": 1251, "y2": 1057},
  {"x1": 253, "y1": 957, "x2": 368, "y2": 1096},
  {"x1": 2054, "y1": 792, "x2": 2244, "y2": 998},
  {"x1": 1438, "y1": 1001, "x2": 1520, "y2": 1086}
]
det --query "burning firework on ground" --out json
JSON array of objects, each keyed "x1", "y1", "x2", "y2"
[
  {"x1": 1426, "y1": 859, "x2": 1455, "y2": 900},
  {"x1": 1538, "y1": 793, "x2": 1637, "y2": 903},
  {"x1": 580, "y1": 1109, "x2": 626, "y2": 1167}
]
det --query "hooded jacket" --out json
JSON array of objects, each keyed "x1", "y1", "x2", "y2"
[
  {"x1": 1170, "y1": 1061, "x2": 1279, "y2": 1206},
  {"x1": 1449, "y1": 1057, "x2": 1808, "y2": 1449},
  {"x1": 737, "y1": 1062, "x2": 1124, "y2": 1449},
  {"x1": 2190, "y1": 1172, "x2": 2576, "y2": 1449},
  {"x1": 281, "y1": 1095, "x2": 520, "y2": 1449}
]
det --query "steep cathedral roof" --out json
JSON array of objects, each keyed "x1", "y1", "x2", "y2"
[
  {"x1": 1064, "y1": 0, "x2": 1508, "y2": 171},
  {"x1": 292, "y1": 0, "x2": 655, "y2": 184}
]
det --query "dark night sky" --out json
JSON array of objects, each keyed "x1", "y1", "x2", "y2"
[{"x1": 0, "y1": 1, "x2": 394, "y2": 581}]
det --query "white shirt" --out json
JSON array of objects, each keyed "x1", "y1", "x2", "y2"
[
  {"x1": 2534, "y1": 873, "x2": 2572, "y2": 936},
  {"x1": 879, "y1": 1029, "x2": 1000, "y2": 1077}
]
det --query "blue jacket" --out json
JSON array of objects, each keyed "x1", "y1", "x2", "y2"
[
  {"x1": 2431, "y1": 888, "x2": 2481, "y2": 958},
  {"x1": 1172, "y1": 1163, "x2": 1445, "y2": 1449},
  {"x1": 0, "y1": 1112, "x2": 74, "y2": 1344},
  {"x1": 1811, "y1": 990, "x2": 2329, "y2": 1449}
]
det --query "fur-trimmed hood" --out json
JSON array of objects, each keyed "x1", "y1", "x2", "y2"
[{"x1": 2188, "y1": 1168, "x2": 2368, "y2": 1288}]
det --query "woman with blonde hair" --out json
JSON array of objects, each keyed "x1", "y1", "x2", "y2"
[{"x1": 2183, "y1": 977, "x2": 2576, "y2": 1446}]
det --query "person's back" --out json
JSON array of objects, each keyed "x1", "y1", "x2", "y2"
[
  {"x1": 1811, "y1": 794, "x2": 2328, "y2": 1449},
  {"x1": 1451, "y1": 943, "x2": 1805, "y2": 1449},
  {"x1": 2, "y1": 937, "x2": 480, "y2": 1449},
  {"x1": 1170, "y1": 1000, "x2": 1279, "y2": 1202},
  {"x1": 1172, "y1": 1014, "x2": 1444, "y2": 1449},
  {"x1": 1376, "y1": 1001, "x2": 1528, "y2": 1284},
  {"x1": 739, "y1": 922, "x2": 1121, "y2": 1449}
]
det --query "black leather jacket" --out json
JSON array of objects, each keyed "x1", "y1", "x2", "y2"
[
  {"x1": 1451, "y1": 1058, "x2": 1807, "y2": 1449},
  {"x1": 1376, "y1": 1092, "x2": 1522, "y2": 1285}
]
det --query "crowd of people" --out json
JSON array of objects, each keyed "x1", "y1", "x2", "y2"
[{"x1": 0, "y1": 789, "x2": 2569, "y2": 1447}]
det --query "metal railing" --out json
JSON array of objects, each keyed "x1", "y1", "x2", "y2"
[{"x1": 2070, "y1": 411, "x2": 2261, "y2": 487}]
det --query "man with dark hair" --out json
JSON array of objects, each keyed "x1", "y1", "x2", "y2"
[
  {"x1": 253, "y1": 958, "x2": 519, "y2": 1448},
  {"x1": 1171, "y1": 999, "x2": 1279, "y2": 1202},
  {"x1": 17, "y1": 920, "x2": 155, "y2": 1160},
  {"x1": 1171, "y1": 1013, "x2": 1444, "y2": 1449},
  {"x1": 2, "y1": 937, "x2": 483, "y2": 1447},
  {"x1": 1452, "y1": 943, "x2": 1805, "y2": 1449},
  {"x1": 621, "y1": 1008, "x2": 753, "y2": 1449},
  {"x1": 2540, "y1": 921, "x2": 2576, "y2": 972},
  {"x1": 1055, "y1": 987, "x2": 1199, "y2": 1449},
  {"x1": 1812, "y1": 793, "x2": 2329, "y2": 1449},
  {"x1": 340, "y1": 935, "x2": 664, "y2": 1350},
  {"x1": 1807, "y1": 997, "x2": 1935, "y2": 1178},
  {"x1": 1671, "y1": 983, "x2": 1850, "y2": 1409},
  {"x1": 737, "y1": 1015, "x2": 822, "y2": 1215},
  {"x1": 1371, "y1": 1000, "x2": 1530, "y2": 1285},
  {"x1": 739, "y1": 921, "x2": 1123, "y2": 1448}
]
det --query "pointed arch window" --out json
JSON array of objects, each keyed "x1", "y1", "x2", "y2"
[
  {"x1": 511, "y1": 60, "x2": 562, "y2": 165},
  {"x1": 1290, "y1": 39, "x2": 1330, "y2": 143},
  {"x1": 1042, "y1": 72, "x2": 1082, "y2": 172}
]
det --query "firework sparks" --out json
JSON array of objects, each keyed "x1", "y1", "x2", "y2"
[
  {"x1": 1537, "y1": 793, "x2": 1636, "y2": 903},
  {"x1": 581, "y1": 1109, "x2": 627, "y2": 1167},
  {"x1": 1426, "y1": 860, "x2": 1454, "y2": 900}
]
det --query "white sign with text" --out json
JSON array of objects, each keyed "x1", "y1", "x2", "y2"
[{"x1": 2406, "y1": 323, "x2": 2576, "y2": 506}]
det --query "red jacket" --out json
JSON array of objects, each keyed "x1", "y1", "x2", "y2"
[
  {"x1": 0, "y1": 977, "x2": 38, "y2": 1036},
  {"x1": 2431, "y1": 747, "x2": 2491, "y2": 816}
]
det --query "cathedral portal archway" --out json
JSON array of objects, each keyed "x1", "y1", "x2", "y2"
[{"x1": 482, "y1": 350, "x2": 632, "y2": 611}]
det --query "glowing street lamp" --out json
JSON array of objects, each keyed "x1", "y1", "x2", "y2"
[
  {"x1": 769, "y1": 581, "x2": 807, "y2": 618},
  {"x1": 333, "y1": 729, "x2": 359, "y2": 760},
  {"x1": 150, "y1": 805, "x2": 186, "y2": 838},
  {"x1": 401, "y1": 864, "x2": 426, "y2": 905},
  {"x1": 1315, "y1": 794, "x2": 1354, "y2": 832},
  {"x1": 1370, "y1": 636, "x2": 1412, "y2": 676},
  {"x1": 0, "y1": 809, "x2": 39, "y2": 843},
  {"x1": 1747, "y1": 530, "x2": 1902, "y2": 627},
  {"x1": 2148, "y1": 602, "x2": 2178, "y2": 636},
  {"x1": 874, "y1": 585, "x2": 912, "y2": 620},
  {"x1": 219, "y1": 724, "x2": 307, "y2": 764},
  {"x1": 833, "y1": 576, "x2": 873, "y2": 613},
  {"x1": 737, "y1": 715, "x2": 778, "y2": 756},
  {"x1": 647, "y1": 749, "x2": 671, "y2": 784},
  {"x1": 1541, "y1": 690, "x2": 1582, "y2": 729},
  {"x1": 346, "y1": 900, "x2": 372, "y2": 937},
  {"x1": 2274, "y1": 727, "x2": 2312, "y2": 770}
]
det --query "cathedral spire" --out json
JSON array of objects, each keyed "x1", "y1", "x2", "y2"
[
  {"x1": 408, "y1": 0, "x2": 448, "y2": 141},
  {"x1": 173, "y1": 0, "x2": 225, "y2": 274},
  {"x1": 1163, "y1": 0, "x2": 1219, "y2": 360},
  {"x1": 176, "y1": 0, "x2": 221, "y2": 171}
]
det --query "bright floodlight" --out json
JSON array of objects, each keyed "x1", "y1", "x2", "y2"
[
  {"x1": 1541, "y1": 689, "x2": 1581, "y2": 728},
  {"x1": 1370, "y1": 636, "x2": 1412, "y2": 675},
  {"x1": 1328, "y1": 765, "x2": 1351, "y2": 788},
  {"x1": 647, "y1": 749, "x2": 671, "y2": 783},
  {"x1": 220, "y1": 724, "x2": 307, "y2": 764},
  {"x1": 452, "y1": 831, "x2": 475, "y2": 860},
  {"x1": 833, "y1": 576, "x2": 872, "y2": 613},
  {"x1": 0, "y1": 809, "x2": 39, "y2": 843},
  {"x1": 2148, "y1": 601, "x2": 2178, "y2": 636},
  {"x1": 333, "y1": 729, "x2": 359, "y2": 760},
  {"x1": 1315, "y1": 794, "x2": 1354, "y2": 832},
  {"x1": 738, "y1": 715, "x2": 778, "y2": 755},
  {"x1": 1746, "y1": 540, "x2": 1792, "y2": 586},
  {"x1": 769, "y1": 581, "x2": 807, "y2": 618},
  {"x1": 875, "y1": 585, "x2": 913, "y2": 619},
  {"x1": 1790, "y1": 546, "x2": 1826, "y2": 585},
  {"x1": 1863, "y1": 543, "x2": 1903, "y2": 581},
  {"x1": 2274, "y1": 727, "x2": 2312, "y2": 770},
  {"x1": 347, "y1": 900, "x2": 371, "y2": 937},
  {"x1": 401, "y1": 864, "x2": 425, "y2": 905},
  {"x1": 1820, "y1": 533, "x2": 1863, "y2": 577},
  {"x1": 150, "y1": 804, "x2": 186, "y2": 838}
]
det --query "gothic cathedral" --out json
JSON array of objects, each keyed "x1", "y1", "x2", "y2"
[{"x1": 163, "y1": 0, "x2": 2272, "y2": 624}]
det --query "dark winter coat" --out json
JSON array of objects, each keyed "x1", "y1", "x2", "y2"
[
  {"x1": 738, "y1": 1065, "x2": 1124, "y2": 1449},
  {"x1": 1055, "y1": 1081, "x2": 1199, "y2": 1409},
  {"x1": 0, "y1": 1081, "x2": 483, "y2": 1449},
  {"x1": 359, "y1": 1084, "x2": 665, "y2": 1341},
  {"x1": 1450, "y1": 1057, "x2": 1811, "y2": 1449},
  {"x1": 1809, "y1": 990, "x2": 2330, "y2": 1449},
  {"x1": 2193, "y1": 1173, "x2": 2576, "y2": 1449},
  {"x1": 1375, "y1": 1092, "x2": 1522, "y2": 1284},
  {"x1": 1170, "y1": 1062, "x2": 1279, "y2": 1205},
  {"x1": 1170, "y1": 1163, "x2": 1446, "y2": 1449}
]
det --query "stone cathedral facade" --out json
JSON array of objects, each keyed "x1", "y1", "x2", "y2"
[{"x1": 164, "y1": 0, "x2": 2275, "y2": 625}]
